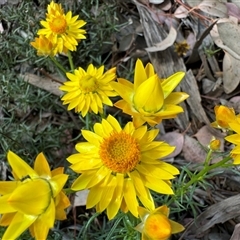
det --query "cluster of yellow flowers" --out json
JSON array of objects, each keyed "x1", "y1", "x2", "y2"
[{"x1": 9, "y1": 1, "x2": 240, "y2": 240}]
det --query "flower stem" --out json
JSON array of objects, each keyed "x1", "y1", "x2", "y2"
[
  {"x1": 168, "y1": 155, "x2": 232, "y2": 205},
  {"x1": 50, "y1": 56, "x2": 67, "y2": 76},
  {"x1": 68, "y1": 51, "x2": 74, "y2": 72}
]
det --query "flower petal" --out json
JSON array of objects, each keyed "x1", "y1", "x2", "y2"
[
  {"x1": 133, "y1": 75, "x2": 164, "y2": 112},
  {"x1": 34, "y1": 152, "x2": 51, "y2": 177},
  {"x1": 8, "y1": 179, "x2": 51, "y2": 215},
  {"x1": 123, "y1": 178, "x2": 138, "y2": 217},
  {"x1": 161, "y1": 72, "x2": 185, "y2": 99},
  {"x1": 7, "y1": 151, "x2": 37, "y2": 180},
  {"x1": 2, "y1": 212, "x2": 37, "y2": 240}
]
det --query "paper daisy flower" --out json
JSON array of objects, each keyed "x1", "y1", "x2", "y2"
[
  {"x1": 59, "y1": 64, "x2": 117, "y2": 117},
  {"x1": 37, "y1": 1, "x2": 86, "y2": 53},
  {"x1": 31, "y1": 35, "x2": 58, "y2": 56},
  {"x1": 111, "y1": 59, "x2": 189, "y2": 127},
  {"x1": 135, "y1": 205, "x2": 185, "y2": 240},
  {"x1": 0, "y1": 151, "x2": 70, "y2": 240},
  {"x1": 67, "y1": 115, "x2": 179, "y2": 219},
  {"x1": 211, "y1": 105, "x2": 237, "y2": 130}
]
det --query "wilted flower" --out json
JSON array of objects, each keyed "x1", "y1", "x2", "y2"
[
  {"x1": 0, "y1": 151, "x2": 69, "y2": 240},
  {"x1": 37, "y1": 1, "x2": 86, "y2": 53},
  {"x1": 30, "y1": 35, "x2": 58, "y2": 56},
  {"x1": 211, "y1": 105, "x2": 237, "y2": 130},
  {"x1": 67, "y1": 115, "x2": 179, "y2": 219},
  {"x1": 111, "y1": 59, "x2": 189, "y2": 127},
  {"x1": 59, "y1": 64, "x2": 117, "y2": 116},
  {"x1": 135, "y1": 205, "x2": 185, "y2": 240},
  {"x1": 174, "y1": 40, "x2": 190, "y2": 56}
]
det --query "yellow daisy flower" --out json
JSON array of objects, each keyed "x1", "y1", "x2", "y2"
[
  {"x1": 135, "y1": 205, "x2": 185, "y2": 240},
  {"x1": 37, "y1": 1, "x2": 86, "y2": 53},
  {"x1": 0, "y1": 151, "x2": 70, "y2": 240},
  {"x1": 111, "y1": 59, "x2": 189, "y2": 128},
  {"x1": 67, "y1": 115, "x2": 179, "y2": 219},
  {"x1": 59, "y1": 64, "x2": 117, "y2": 117},
  {"x1": 211, "y1": 105, "x2": 237, "y2": 130},
  {"x1": 30, "y1": 35, "x2": 58, "y2": 56}
]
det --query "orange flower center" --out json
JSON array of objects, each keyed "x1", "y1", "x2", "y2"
[
  {"x1": 144, "y1": 213, "x2": 172, "y2": 239},
  {"x1": 50, "y1": 16, "x2": 67, "y2": 34},
  {"x1": 79, "y1": 75, "x2": 98, "y2": 93},
  {"x1": 99, "y1": 131, "x2": 140, "y2": 173}
]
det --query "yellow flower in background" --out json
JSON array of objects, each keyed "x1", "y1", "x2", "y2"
[
  {"x1": 211, "y1": 105, "x2": 237, "y2": 130},
  {"x1": 37, "y1": 1, "x2": 86, "y2": 53},
  {"x1": 31, "y1": 35, "x2": 58, "y2": 56},
  {"x1": 208, "y1": 137, "x2": 221, "y2": 151},
  {"x1": 67, "y1": 115, "x2": 179, "y2": 220},
  {"x1": 0, "y1": 151, "x2": 70, "y2": 240},
  {"x1": 59, "y1": 65, "x2": 117, "y2": 117},
  {"x1": 135, "y1": 205, "x2": 185, "y2": 240},
  {"x1": 225, "y1": 118, "x2": 240, "y2": 164},
  {"x1": 111, "y1": 59, "x2": 189, "y2": 128}
]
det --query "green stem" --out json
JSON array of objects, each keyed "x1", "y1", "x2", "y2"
[
  {"x1": 168, "y1": 155, "x2": 232, "y2": 205},
  {"x1": 85, "y1": 113, "x2": 90, "y2": 130},
  {"x1": 68, "y1": 50, "x2": 74, "y2": 72},
  {"x1": 50, "y1": 56, "x2": 67, "y2": 75}
]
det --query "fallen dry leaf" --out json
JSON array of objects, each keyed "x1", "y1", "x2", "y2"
[
  {"x1": 21, "y1": 73, "x2": 63, "y2": 96},
  {"x1": 145, "y1": 26, "x2": 177, "y2": 52},
  {"x1": 226, "y1": 2, "x2": 240, "y2": 21},
  {"x1": 198, "y1": 0, "x2": 228, "y2": 18},
  {"x1": 222, "y1": 52, "x2": 240, "y2": 94},
  {"x1": 182, "y1": 135, "x2": 207, "y2": 163},
  {"x1": 174, "y1": 5, "x2": 189, "y2": 18}
]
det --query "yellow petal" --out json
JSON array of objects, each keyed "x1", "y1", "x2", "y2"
[
  {"x1": 7, "y1": 151, "x2": 37, "y2": 180},
  {"x1": 98, "y1": 174, "x2": 117, "y2": 212},
  {"x1": 51, "y1": 167, "x2": 64, "y2": 176},
  {"x1": 38, "y1": 198, "x2": 55, "y2": 228},
  {"x1": 34, "y1": 152, "x2": 51, "y2": 177},
  {"x1": 55, "y1": 191, "x2": 70, "y2": 220},
  {"x1": 134, "y1": 59, "x2": 148, "y2": 89},
  {"x1": 2, "y1": 212, "x2": 37, "y2": 240},
  {"x1": 145, "y1": 62, "x2": 155, "y2": 78},
  {"x1": 107, "y1": 173, "x2": 124, "y2": 220},
  {"x1": 153, "y1": 205, "x2": 169, "y2": 216},
  {"x1": 110, "y1": 81, "x2": 133, "y2": 104},
  {"x1": 123, "y1": 178, "x2": 138, "y2": 217},
  {"x1": 169, "y1": 219, "x2": 185, "y2": 234},
  {"x1": 225, "y1": 134, "x2": 240, "y2": 145},
  {"x1": 81, "y1": 130, "x2": 102, "y2": 146},
  {"x1": 133, "y1": 75, "x2": 164, "y2": 112},
  {"x1": 71, "y1": 170, "x2": 96, "y2": 191},
  {"x1": 30, "y1": 199, "x2": 56, "y2": 238},
  {"x1": 165, "y1": 92, "x2": 189, "y2": 105},
  {"x1": 137, "y1": 206, "x2": 150, "y2": 221},
  {"x1": 106, "y1": 115, "x2": 122, "y2": 132},
  {"x1": 145, "y1": 177, "x2": 174, "y2": 195},
  {"x1": 136, "y1": 164, "x2": 175, "y2": 180},
  {"x1": 161, "y1": 72, "x2": 185, "y2": 99},
  {"x1": 0, "y1": 194, "x2": 16, "y2": 213},
  {"x1": 49, "y1": 174, "x2": 68, "y2": 197},
  {"x1": 0, "y1": 181, "x2": 19, "y2": 195},
  {"x1": 0, "y1": 212, "x2": 16, "y2": 226},
  {"x1": 8, "y1": 179, "x2": 51, "y2": 215}
]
